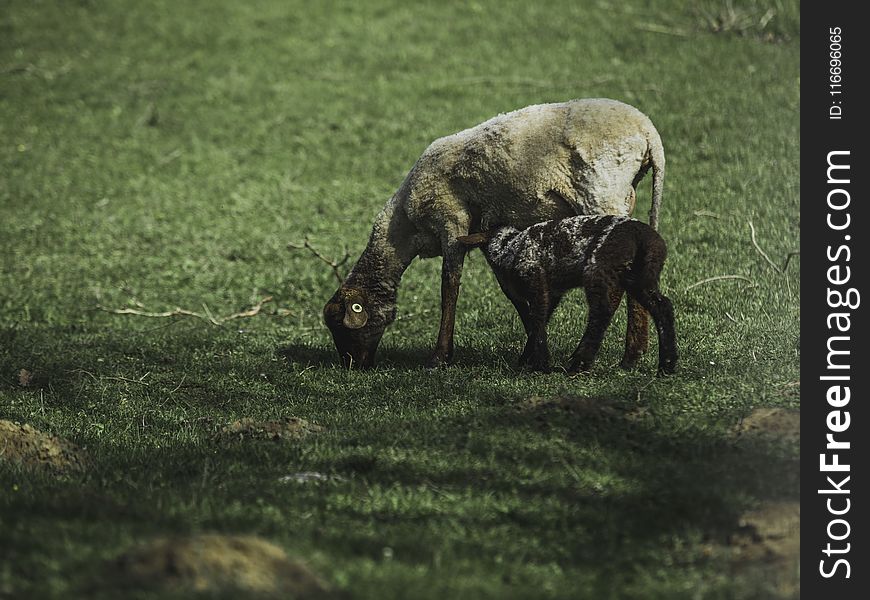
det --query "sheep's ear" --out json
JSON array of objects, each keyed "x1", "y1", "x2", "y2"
[
  {"x1": 342, "y1": 300, "x2": 368, "y2": 329},
  {"x1": 456, "y1": 232, "x2": 490, "y2": 248}
]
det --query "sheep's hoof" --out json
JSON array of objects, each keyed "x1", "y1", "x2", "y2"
[{"x1": 425, "y1": 353, "x2": 452, "y2": 370}]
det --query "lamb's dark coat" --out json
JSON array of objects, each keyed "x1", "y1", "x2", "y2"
[{"x1": 460, "y1": 215, "x2": 678, "y2": 374}]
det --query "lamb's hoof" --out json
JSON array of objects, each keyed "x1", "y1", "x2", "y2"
[
  {"x1": 619, "y1": 356, "x2": 640, "y2": 371},
  {"x1": 522, "y1": 362, "x2": 552, "y2": 374},
  {"x1": 657, "y1": 361, "x2": 677, "y2": 376},
  {"x1": 565, "y1": 360, "x2": 593, "y2": 376}
]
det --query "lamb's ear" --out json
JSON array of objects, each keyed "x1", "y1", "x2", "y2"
[
  {"x1": 456, "y1": 232, "x2": 490, "y2": 248},
  {"x1": 342, "y1": 301, "x2": 368, "y2": 329}
]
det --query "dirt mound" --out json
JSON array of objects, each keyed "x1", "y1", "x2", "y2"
[
  {"x1": 732, "y1": 501, "x2": 800, "y2": 563},
  {"x1": 219, "y1": 417, "x2": 324, "y2": 442},
  {"x1": 112, "y1": 534, "x2": 331, "y2": 597},
  {"x1": 735, "y1": 408, "x2": 799, "y2": 443},
  {"x1": 517, "y1": 395, "x2": 656, "y2": 423},
  {"x1": 0, "y1": 419, "x2": 86, "y2": 472},
  {"x1": 729, "y1": 501, "x2": 800, "y2": 598},
  {"x1": 517, "y1": 395, "x2": 621, "y2": 418}
]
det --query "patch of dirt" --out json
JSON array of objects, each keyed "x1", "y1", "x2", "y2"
[
  {"x1": 219, "y1": 417, "x2": 324, "y2": 442},
  {"x1": 516, "y1": 395, "x2": 622, "y2": 419},
  {"x1": 735, "y1": 408, "x2": 799, "y2": 443},
  {"x1": 728, "y1": 501, "x2": 800, "y2": 598},
  {"x1": 0, "y1": 419, "x2": 86, "y2": 472},
  {"x1": 111, "y1": 534, "x2": 331, "y2": 597},
  {"x1": 278, "y1": 471, "x2": 346, "y2": 484},
  {"x1": 18, "y1": 368, "x2": 34, "y2": 387}
]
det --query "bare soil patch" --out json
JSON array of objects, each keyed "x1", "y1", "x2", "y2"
[
  {"x1": 728, "y1": 501, "x2": 800, "y2": 598},
  {"x1": 517, "y1": 395, "x2": 621, "y2": 418},
  {"x1": 111, "y1": 534, "x2": 332, "y2": 597},
  {"x1": 219, "y1": 417, "x2": 324, "y2": 442},
  {"x1": 0, "y1": 419, "x2": 86, "y2": 472},
  {"x1": 735, "y1": 408, "x2": 799, "y2": 444}
]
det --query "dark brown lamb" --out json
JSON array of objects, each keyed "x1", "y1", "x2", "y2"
[{"x1": 458, "y1": 215, "x2": 678, "y2": 375}]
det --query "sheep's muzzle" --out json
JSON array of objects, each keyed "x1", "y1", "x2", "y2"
[
  {"x1": 326, "y1": 325, "x2": 383, "y2": 369},
  {"x1": 323, "y1": 295, "x2": 385, "y2": 369}
]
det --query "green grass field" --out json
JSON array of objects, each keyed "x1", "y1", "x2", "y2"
[{"x1": 1, "y1": 1, "x2": 799, "y2": 597}]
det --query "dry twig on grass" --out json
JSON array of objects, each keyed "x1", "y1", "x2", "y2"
[
  {"x1": 635, "y1": 22, "x2": 691, "y2": 37},
  {"x1": 99, "y1": 296, "x2": 274, "y2": 326},
  {"x1": 748, "y1": 221, "x2": 799, "y2": 274},
  {"x1": 781, "y1": 251, "x2": 800, "y2": 272},
  {"x1": 287, "y1": 238, "x2": 350, "y2": 283},
  {"x1": 684, "y1": 275, "x2": 754, "y2": 293},
  {"x1": 748, "y1": 221, "x2": 779, "y2": 271}
]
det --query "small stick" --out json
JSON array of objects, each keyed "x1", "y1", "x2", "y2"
[
  {"x1": 684, "y1": 275, "x2": 754, "y2": 293},
  {"x1": 288, "y1": 238, "x2": 350, "y2": 283},
  {"x1": 395, "y1": 309, "x2": 432, "y2": 322},
  {"x1": 782, "y1": 251, "x2": 800, "y2": 272},
  {"x1": 635, "y1": 22, "x2": 690, "y2": 37},
  {"x1": 223, "y1": 296, "x2": 275, "y2": 321},
  {"x1": 99, "y1": 296, "x2": 273, "y2": 325},
  {"x1": 748, "y1": 221, "x2": 780, "y2": 271},
  {"x1": 100, "y1": 306, "x2": 206, "y2": 319}
]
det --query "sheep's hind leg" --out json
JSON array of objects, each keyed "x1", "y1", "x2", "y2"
[
  {"x1": 566, "y1": 280, "x2": 622, "y2": 374},
  {"x1": 620, "y1": 298, "x2": 650, "y2": 370}
]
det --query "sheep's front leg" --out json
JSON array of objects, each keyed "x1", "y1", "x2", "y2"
[
  {"x1": 426, "y1": 244, "x2": 467, "y2": 369},
  {"x1": 620, "y1": 298, "x2": 650, "y2": 370},
  {"x1": 566, "y1": 280, "x2": 622, "y2": 374}
]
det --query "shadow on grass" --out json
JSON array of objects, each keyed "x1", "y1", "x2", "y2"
[
  {"x1": 2, "y1": 325, "x2": 797, "y2": 593},
  {"x1": 277, "y1": 341, "x2": 518, "y2": 372},
  {"x1": 305, "y1": 396, "x2": 798, "y2": 564}
]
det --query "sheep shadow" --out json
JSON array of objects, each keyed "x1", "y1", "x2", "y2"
[{"x1": 277, "y1": 341, "x2": 516, "y2": 372}]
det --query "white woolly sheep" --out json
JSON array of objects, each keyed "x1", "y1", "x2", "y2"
[
  {"x1": 323, "y1": 98, "x2": 666, "y2": 369},
  {"x1": 457, "y1": 215, "x2": 678, "y2": 375}
]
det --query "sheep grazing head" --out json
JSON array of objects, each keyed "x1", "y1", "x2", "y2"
[{"x1": 323, "y1": 286, "x2": 387, "y2": 369}]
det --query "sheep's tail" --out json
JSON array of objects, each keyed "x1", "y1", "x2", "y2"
[{"x1": 647, "y1": 130, "x2": 666, "y2": 231}]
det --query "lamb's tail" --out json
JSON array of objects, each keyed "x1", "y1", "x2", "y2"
[
  {"x1": 647, "y1": 129, "x2": 666, "y2": 231},
  {"x1": 623, "y1": 227, "x2": 667, "y2": 295}
]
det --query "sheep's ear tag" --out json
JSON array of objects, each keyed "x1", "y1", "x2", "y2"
[{"x1": 343, "y1": 301, "x2": 368, "y2": 329}]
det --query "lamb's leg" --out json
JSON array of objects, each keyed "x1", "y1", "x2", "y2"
[
  {"x1": 620, "y1": 298, "x2": 650, "y2": 370},
  {"x1": 426, "y1": 242, "x2": 467, "y2": 369},
  {"x1": 522, "y1": 273, "x2": 553, "y2": 373},
  {"x1": 632, "y1": 289, "x2": 678, "y2": 375},
  {"x1": 566, "y1": 279, "x2": 622, "y2": 374},
  {"x1": 504, "y1": 295, "x2": 535, "y2": 367}
]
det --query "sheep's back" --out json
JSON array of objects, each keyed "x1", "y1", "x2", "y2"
[{"x1": 400, "y1": 99, "x2": 657, "y2": 242}]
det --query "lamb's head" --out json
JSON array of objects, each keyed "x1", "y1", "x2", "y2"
[{"x1": 323, "y1": 286, "x2": 394, "y2": 369}]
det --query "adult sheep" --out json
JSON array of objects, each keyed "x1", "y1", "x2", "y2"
[{"x1": 323, "y1": 98, "x2": 665, "y2": 369}]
